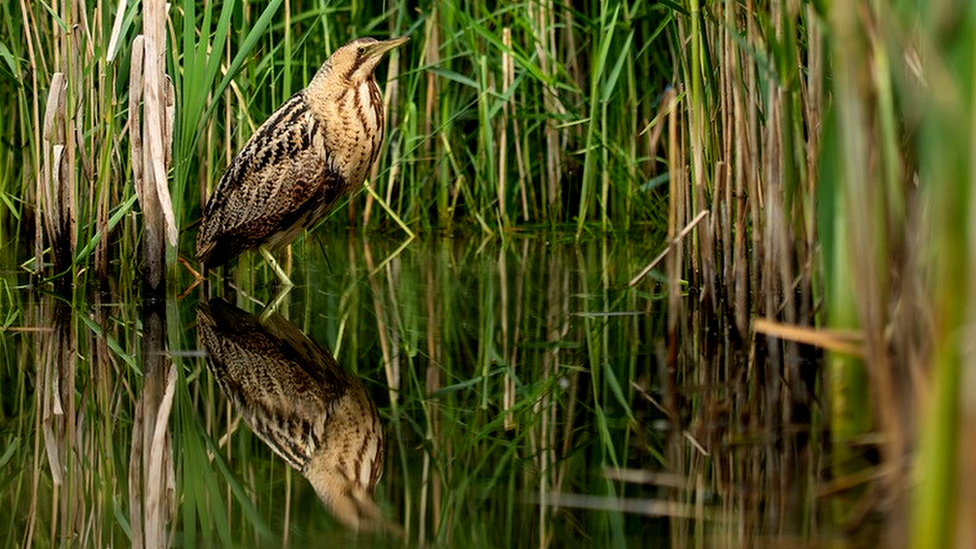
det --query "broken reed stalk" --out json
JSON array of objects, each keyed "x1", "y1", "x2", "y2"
[
  {"x1": 629, "y1": 208, "x2": 708, "y2": 287},
  {"x1": 131, "y1": 0, "x2": 176, "y2": 295},
  {"x1": 40, "y1": 72, "x2": 73, "y2": 279}
]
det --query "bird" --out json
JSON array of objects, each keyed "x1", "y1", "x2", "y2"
[
  {"x1": 196, "y1": 36, "x2": 409, "y2": 286},
  {"x1": 196, "y1": 298, "x2": 397, "y2": 532}
]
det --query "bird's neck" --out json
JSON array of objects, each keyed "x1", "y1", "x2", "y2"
[{"x1": 305, "y1": 77, "x2": 385, "y2": 186}]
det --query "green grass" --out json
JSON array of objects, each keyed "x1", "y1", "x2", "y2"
[{"x1": 1, "y1": 0, "x2": 671, "y2": 284}]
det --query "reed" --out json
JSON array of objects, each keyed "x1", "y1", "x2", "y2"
[
  {"x1": 1, "y1": 0, "x2": 671, "y2": 284},
  {"x1": 662, "y1": 0, "x2": 976, "y2": 545},
  {"x1": 3, "y1": 0, "x2": 976, "y2": 546}
]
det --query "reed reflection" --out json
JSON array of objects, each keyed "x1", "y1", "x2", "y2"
[
  {"x1": 130, "y1": 301, "x2": 176, "y2": 549},
  {"x1": 196, "y1": 298, "x2": 396, "y2": 533},
  {"x1": 29, "y1": 295, "x2": 76, "y2": 547}
]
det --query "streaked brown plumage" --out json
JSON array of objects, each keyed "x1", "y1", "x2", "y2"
[
  {"x1": 196, "y1": 298, "x2": 395, "y2": 532},
  {"x1": 196, "y1": 36, "x2": 408, "y2": 276}
]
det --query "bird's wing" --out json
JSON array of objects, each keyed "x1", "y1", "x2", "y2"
[
  {"x1": 197, "y1": 299, "x2": 346, "y2": 401},
  {"x1": 196, "y1": 92, "x2": 340, "y2": 266},
  {"x1": 197, "y1": 299, "x2": 348, "y2": 468}
]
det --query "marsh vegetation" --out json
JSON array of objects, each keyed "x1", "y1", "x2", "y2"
[{"x1": 1, "y1": 0, "x2": 975, "y2": 547}]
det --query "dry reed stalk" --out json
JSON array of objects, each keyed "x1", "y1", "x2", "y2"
[
  {"x1": 781, "y1": 0, "x2": 807, "y2": 410},
  {"x1": 133, "y1": 36, "x2": 163, "y2": 292},
  {"x1": 761, "y1": 6, "x2": 794, "y2": 422},
  {"x1": 532, "y1": 0, "x2": 564, "y2": 220},
  {"x1": 41, "y1": 72, "x2": 71, "y2": 275},
  {"x1": 666, "y1": 82, "x2": 682, "y2": 369},
  {"x1": 106, "y1": 0, "x2": 127, "y2": 61},
  {"x1": 423, "y1": 7, "x2": 439, "y2": 161},
  {"x1": 129, "y1": 37, "x2": 145, "y2": 205},
  {"x1": 718, "y1": 2, "x2": 733, "y2": 315},
  {"x1": 282, "y1": 469, "x2": 292, "y2": 548},
  {"x1": 560, "y1": 0, "x2": 581, "y2": 94},
  {"x1": 93, "y1": 142, "x2": 109, "y2": 281},
  {"x1": 17, "y1": 0, "x2": 44, "y2": 274},
  {"x1": 629, "y1": 209, "x2": 708, "y2": 286},
  {"x1": 745, "y1": 0, "x2": 762, "y2": 325},
  {"x1": 498, "y1": 28, "x2": 512, "y2": 227},
  {"x1": 803, "y1": 3, "x2": 823, "y2": 238},
  {"x1": 61, "y1": 0, "x2": 79, "y2": 279},
  {"x1": 730, "y1": 3, "x2": 749, "y2": 337},
  {"x1": 688, "y1": 0, "x2": 716, "y2": 311},
  {"x1": 142, "y1": 1, "x2": 176, "y2": 240},
  {"x1": 753, "y1": 318, "x2": 864, "y2": 357},
  {"x1": 128, "y1": 0, "x2": 175, "y2": 292},
  {"x1": 506, "y1": 31, "x2": 529, "y2": 223}
]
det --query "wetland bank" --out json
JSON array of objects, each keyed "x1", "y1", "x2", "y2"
[{"x1": 2, "y1": 0, "x2": 975, "y2": 547}]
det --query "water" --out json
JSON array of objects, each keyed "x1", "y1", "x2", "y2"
[{"x1": 0, "y1": 233, "x2": 870, "y2": 548}]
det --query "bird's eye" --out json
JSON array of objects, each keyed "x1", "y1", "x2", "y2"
[{"x1": 357, "y1": 47, "x2": 365, "y2": 56}]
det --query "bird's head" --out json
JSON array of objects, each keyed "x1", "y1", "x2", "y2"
[{"x1": 325, "y1": 36, "x2": 410, "y2": 85}]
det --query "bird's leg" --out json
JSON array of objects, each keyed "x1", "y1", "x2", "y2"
[
  {"x1": 259, "y1": 244, "x2": 294, "y2": 287},
  {"x1": 176, "y1": 256, "x2": 203, "y2": 300},
  {"x1": 259, "y1": 284, "x2": 293, "y2": 322}
]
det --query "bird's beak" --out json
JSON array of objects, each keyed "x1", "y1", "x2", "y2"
[{"x1": 367, "y1": 36, "x2": 410, "y2": 58}]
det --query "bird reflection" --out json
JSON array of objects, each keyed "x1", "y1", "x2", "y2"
[{"x1": 196, "y1": 298, "x2": 395, "y2": 532}]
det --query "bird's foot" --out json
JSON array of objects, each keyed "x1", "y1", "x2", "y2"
[{"x1": 177, "y1": 256, "x2": 204, "y2": 299}]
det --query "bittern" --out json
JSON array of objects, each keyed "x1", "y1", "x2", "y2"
[
  {"x1": 196, "y1": 36, "x2": 409, "y2": 285},
  {"x1": 196, "y1": 298, "x2": 396, "y2": 532}
]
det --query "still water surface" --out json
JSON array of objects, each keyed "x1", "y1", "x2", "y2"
[{"x1": 1, "y1": 233, "x2": 859, "y2": 547}]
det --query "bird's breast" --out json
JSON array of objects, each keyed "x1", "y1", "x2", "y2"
[{"x1": 318, "y1": 80, "x2": 385, "y2": 189}]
